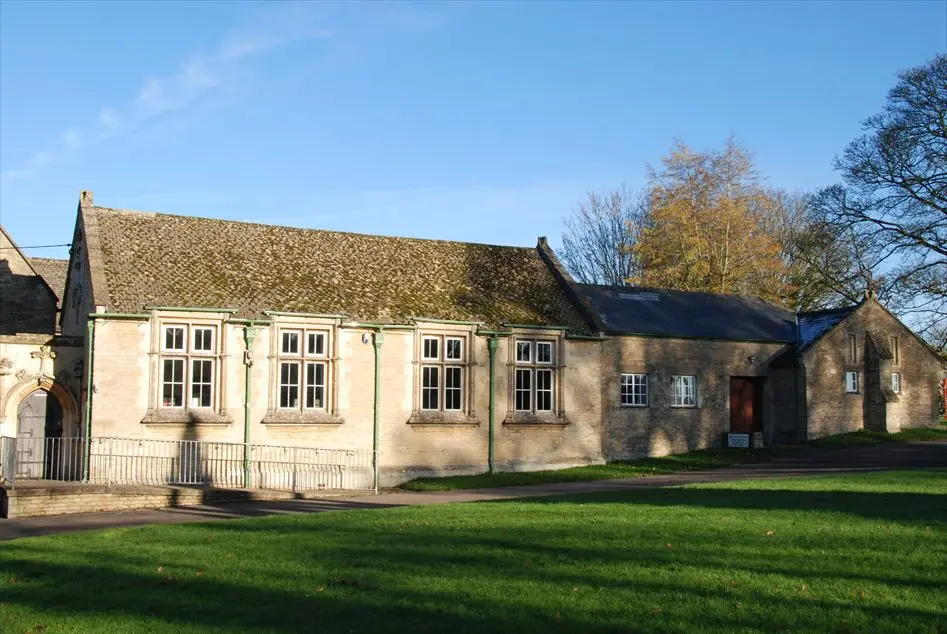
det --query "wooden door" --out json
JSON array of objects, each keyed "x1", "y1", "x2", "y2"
[{"x1": 729, "y1": 378, "x2": 761, "y2": 434}]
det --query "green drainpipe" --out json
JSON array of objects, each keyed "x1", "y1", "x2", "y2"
[
  {"x1": 487, "y1": 336, "x2": 498, "y2": 474},
  {"x1": 83, "y1": 319, "x2": 96, "y2": 482},
  {"x1": 243, "y1": 325, "x2": 259, "y2": 488},
  {"x1": 372, "y1": 329, "x2": 384, "y2": 493}
]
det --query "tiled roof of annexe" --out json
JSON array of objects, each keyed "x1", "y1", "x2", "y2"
[
  {"x1": 31, "y1": 257, "x2": 68, "y2": 301},
  {"x1": 84, "y1": 205, "x2": 592, "y2": 332}
]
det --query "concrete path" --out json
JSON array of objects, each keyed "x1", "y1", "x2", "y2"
[{"x1": 2, "y1": 441, "x2": 945, "y2": 542}]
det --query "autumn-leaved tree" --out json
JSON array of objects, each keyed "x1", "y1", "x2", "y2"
[{"x1": 631, "y1": 140, "x2": 793, "y2": 305}]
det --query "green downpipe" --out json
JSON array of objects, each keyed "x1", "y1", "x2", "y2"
[
  {"x1": 243, "y1": 326, "x2": 259, "y2": 488},
  {"x1": 487, "y1": 336, "x2": 498, "y2": 474},
  {"x1": 372, "y1": 330, "x2": 384, "y2": 494},
  {"x1": 83, "y1": 319, "x2": 96, "y2": 482}
]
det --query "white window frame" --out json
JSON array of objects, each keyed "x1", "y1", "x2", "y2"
[
  {"x1": 845, "y1": 371, "x2": 860, "y2": 394},
  {"x1": 891, "y1": 372, "x2": 901, "y2": 394},
  {"x1": 419, "y1": 334, "x2": 466, "y2": 412},
  {"x1": 671, "y1": 375, "x2": 698, "y2": 408},
  {"x1": 514, "y1": 339, "x2": 556, "y2": 413},
  {"x1": 159, "y1": 324, "x2": 217, "y2": 410},
  {"x1": 278, "y1": 328, "x2": 330, "y2": 411},
  {"x1": 620, "y1": 373, "x2": 648, "y2": 407}
]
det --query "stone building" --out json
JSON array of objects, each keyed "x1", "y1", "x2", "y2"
[
  {"x1": 0, "y1": 227, "x2": 83, "y2": 445},
  {"x1": 2, "y1": 191, "x2": 944, "y2": 487}
]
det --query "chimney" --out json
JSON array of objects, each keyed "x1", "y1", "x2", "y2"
[{"x1": 80, "y1": 190, "x2": 94, "y2": 206}]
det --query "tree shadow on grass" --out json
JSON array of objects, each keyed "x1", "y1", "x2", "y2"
[
  {"x1": 520, "y1": 487, "x2": 947, "y2": 524},
  {"x1": 1, "y1": 551, "x2": 943, "y2": 634}
]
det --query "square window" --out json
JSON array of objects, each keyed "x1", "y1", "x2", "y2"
[
  {"x1": 305, "y1": 362, "x2": 326, "y2": 409},
  {"x1": 190, "y1": 359, "x2": 213, "y2": 407},
  {"x1": 423, "y1": 337, "x2": 440, "y2": 361},
  {"x1": 536, "y1": 341, "x2": 553, "y2": 364},
  {"x1": 162, "y1": 358, "x2": 184, "y2": 407},
  {"x1": 845, "y1": 371, "x2": 859, "y2": 394},
  {"x1": 515, "y1": 368, "x2": 532, "y2": 411},
  {"x1": 621, "y1": 374, "x2": 648, "y2": 406},
  {"x1": 163, "y1": 326, "x2": 185, "y2": 351},
  {"x1": 281, "y1": 331, "x2": 300, "y2": 355},
  {"x1": 422, "y1": 366, "x2": 440, "y2": 410},
  {"x1": 279, "y1": 362, "x2": 300, "y2": 408},
  {"x1": 445, "y1": 367, "x2": 463, "y2": 410},
  {"x1": 307, "y1": 332, "x2": 326, "y2": 357},
  {"x1": 445, "y1": 337, "x2": 463, "y2": 361},
  {"x1": 536, "y1": 368, "x2": 553, "y2": 411},
  {"x1": 672, "y1": 375, "x2": 697, "y2": 407},
  {"x1": 192, "y1": 327, "x2": 214, "y2": 352},
  {"x1": 891, "y1": 373, "x2": 901, "y2": 394},
  {"x1": 516, "y1": 341, "x2": 532, "y2": 363}
]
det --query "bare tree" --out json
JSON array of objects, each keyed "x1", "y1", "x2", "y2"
[
  {"x1": 559, "y1": 186, "x2": 647, "y2": 285},
  {"x1": 816, "y1": 54, "x2": 947, "y2": 349}
]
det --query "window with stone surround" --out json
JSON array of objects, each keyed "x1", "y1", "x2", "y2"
[
  {"x1": 845, "y1": 371, "x2": 859, "y2": 393},
  {"x1": 514, "y1": 339, "x2": 555, "y2": 413},
  {"x1": 419, "y1": 334, "x2": 466, "y2": 412},
  {"x1": 159, "y1": 324, "x2": 217, "y2": 409},
  {"x1": 620, "y1": 373, "x2": 648, "y2": 407},
  {"x1": 891, "y1": 372, "x2": 901, "y2": 394},
  {"x1": 671, "y1": 375, "x2": 697, "y2": 408},
  {"x1": 278, "y1": 328, "x2": 330, "y2": 410}
]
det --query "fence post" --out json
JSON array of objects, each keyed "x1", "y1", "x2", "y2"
[
  {"x1": 106, "y1": 438, "x2": 113, "y2": 486},
  {"x1": 292, "y1": 447, "x2": 297, "y2": 493}
]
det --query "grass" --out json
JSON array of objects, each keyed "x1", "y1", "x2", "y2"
[
  {"x1": 2, "y1": 470, "x2": 946, "y2": 633},
  {"x1": 808, "y1": 427, "x2": 947, "y2": 449},
  {"x1": 400, "y1": 448, "x2": 776, "y2": 491},
  {"x1": 401, "y1": 427, "x2": 947, "y2": 491}
]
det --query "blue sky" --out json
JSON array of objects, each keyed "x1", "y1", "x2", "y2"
[{"x1": 1, "y1": 1, "x2": 944, "y2": 260}]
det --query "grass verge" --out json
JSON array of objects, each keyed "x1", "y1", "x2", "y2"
[
  {"x1": 2, "y1": 470, "x2": 945, "y2": 633},
  {"x1": 399, "y1": 448, "x2": 776, "y2": 492},
  {"x1": 808, "y1": 427, "x2": 947, "y2": 449}
]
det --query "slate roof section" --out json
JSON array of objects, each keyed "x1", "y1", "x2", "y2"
[
  {"x1": 81, "y1": 205, "x2": 592, "y2": 332},
  {"x1": 31, "y1": 257, "x2": 68, "y2": 301},
  {"x1": 576, "y1": 284, "x2": 798, "y2": 342},
  {"x1": 797, "y1": 305, "x2": 859, "y2": 350}
]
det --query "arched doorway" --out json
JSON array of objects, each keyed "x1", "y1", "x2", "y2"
[{"x1": 16, "y1": 389, "x2": 70, "y2": 480}]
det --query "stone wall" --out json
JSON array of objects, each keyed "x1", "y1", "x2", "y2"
[
  {"x1": 84, "y1": 314, "x2": 605, "y2": 487},
  {"x1": 802, "y1": 299, "x2": 946, "y2": 439},
  {"x1": 600, "y1": 335, "x2": 790, "y2": 461}
]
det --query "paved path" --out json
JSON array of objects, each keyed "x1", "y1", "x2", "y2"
[{"x1": 2, "y1": 441, "x2": 945, "y2": 542}]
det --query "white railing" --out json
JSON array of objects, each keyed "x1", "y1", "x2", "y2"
[{"x1": 1, "y1": 436, "x2": 374, "y2": 491}]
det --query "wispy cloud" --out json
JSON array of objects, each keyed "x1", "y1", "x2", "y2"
[{"x1": 1, "y1": 4, "x2": 330, "y2": 183}]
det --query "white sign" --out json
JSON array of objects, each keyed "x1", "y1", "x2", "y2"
[{"x1": 728, "y1": 433, "x2": 750, "y2": 448}]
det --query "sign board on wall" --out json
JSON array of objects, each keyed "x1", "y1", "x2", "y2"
[{"x1": 728, "y1": 433, "x2": 750, "y2": 448}]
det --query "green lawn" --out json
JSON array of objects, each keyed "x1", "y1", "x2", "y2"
[
  {"x1": 401, "y1": 448, "x2": 777, "y2": 491},
  {"x1": 808, "y1": 427, "x2": 947, "y2": 449},
  {"x1": 402, "y1": 428, "x2": 947, "y2": 491},
  {"x1": 3, "y1": 470, "x2": 946, "y2": 633}
]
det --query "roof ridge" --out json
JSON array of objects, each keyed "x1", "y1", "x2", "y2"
[
  {"x1": 89, "y1": 204, "x2": 535, "y2": 251},
  {"x1": 798, "y1": 305, "x2": 858, "y2": 317}
]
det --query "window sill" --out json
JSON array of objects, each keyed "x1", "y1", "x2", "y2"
[
  {"x1": 407, "y1": 411, "x2": 480, "y2": 426},
  {"x1": 620, "y1": 404, "x2": 649, "y2": 409},
  {"x1": 502, "y1": 412, "x2": 571, "y2": 427},
  {"x1": 669, "y1": 405, "x2": 699, "y2": 409},
  {"x1": 141, "y1": 409, "x2": 233, "y2": 426},
  {"x1": 261, "y1": 410, "x2": 346, "y2": 426}
]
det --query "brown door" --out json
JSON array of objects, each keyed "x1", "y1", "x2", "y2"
[{"x1": 729, "y1": 378, "x2": 762, "y2": 434}]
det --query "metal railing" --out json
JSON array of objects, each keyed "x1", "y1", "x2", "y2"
[{"x1": 0, "y1": 436, "x2": 374, "y2": 491}]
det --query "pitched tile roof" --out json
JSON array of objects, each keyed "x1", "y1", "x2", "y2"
[
  {"x1": 82, "y1": 205, "x2": 592, "y2": 331},
  {"x1": 576, "y1": 284, "x2": 797, "y2": 342},
  {"x1": 0, "y1": 226, "x2": 58, "y2": 336},
  {"x1": 797, "y1": 306, "x2": 858, "y2": 349},
  {"x1": 30, "y1": 257, "x2": 68, "y2": 301}
]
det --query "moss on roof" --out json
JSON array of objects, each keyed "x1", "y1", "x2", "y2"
[{"x1": 84, "y1": 206, "x2": 591, "y2": 332}]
